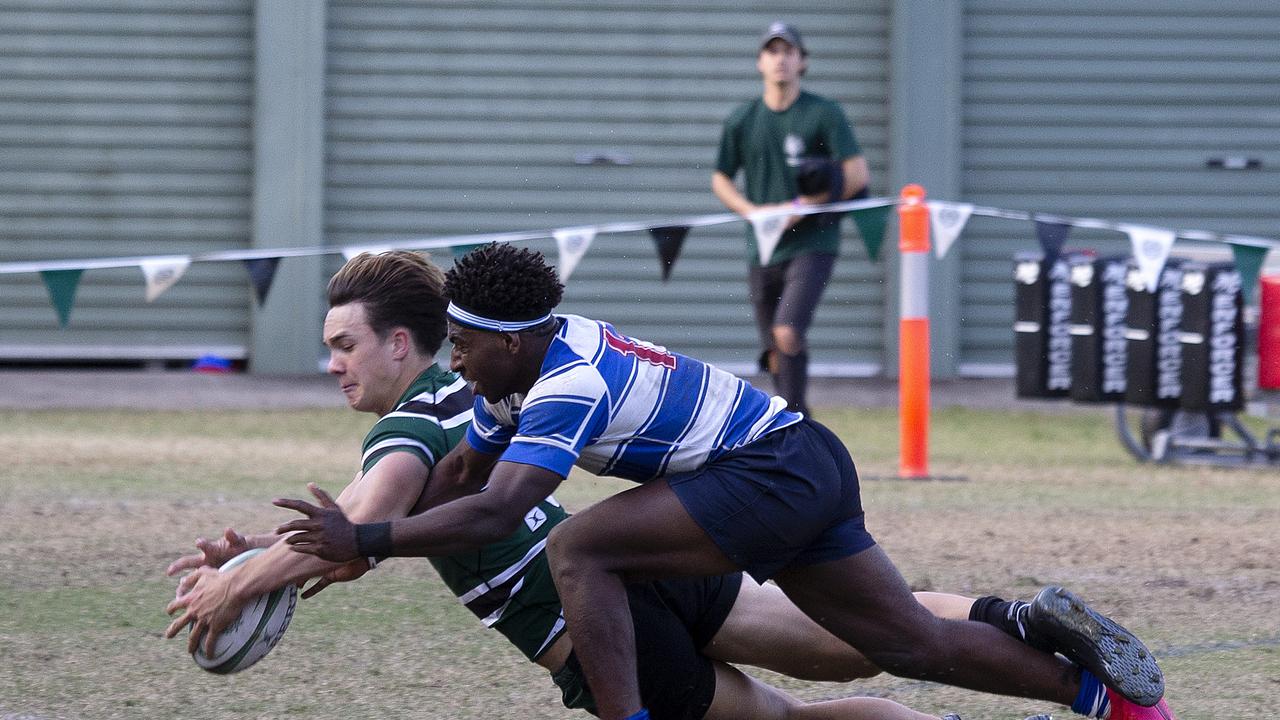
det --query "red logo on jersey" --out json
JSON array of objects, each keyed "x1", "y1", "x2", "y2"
[{"x1": 604, "y1": 329, "x2": 676, "y2": 369}]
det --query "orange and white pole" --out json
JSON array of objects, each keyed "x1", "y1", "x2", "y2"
[{"x1": 897, "y1": 184, "x2": 930, "y2": 478}]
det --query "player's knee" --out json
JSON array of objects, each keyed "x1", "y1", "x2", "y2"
[
  {"x1": 546, "y1": 520, "x2": 599, "y2": 576},
  {"x1": 771, "y1": 325, "x2": 804, "y2": 356},
  {"x1": 859, "y1": 640, "x2": 936, "y2": 679},
  {"x1": 857, "y1": 620, "x2": 951, "y2": 679}
]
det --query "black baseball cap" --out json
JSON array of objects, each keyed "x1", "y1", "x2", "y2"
[{"x1": 760, "y1": 21, "x2": 806, "y2": 55}]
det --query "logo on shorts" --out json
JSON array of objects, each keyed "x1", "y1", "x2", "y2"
[{"x1": 524, "y1": 506, "x2": 547, "y2": 532}]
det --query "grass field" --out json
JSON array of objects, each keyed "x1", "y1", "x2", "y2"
[{"x1": 0, "y1": 404, "x2": 1277, "y2": 719}]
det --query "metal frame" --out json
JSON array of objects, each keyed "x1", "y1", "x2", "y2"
[{"x1": 1114, "y1": 403, "x2": 1280, "y2": 467}]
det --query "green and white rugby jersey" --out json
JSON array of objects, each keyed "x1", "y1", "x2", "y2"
[
  {"x1": 360, "y1": 364, "x2": 473, "y2": 474},
  {"x1": 362, "y1": 364, "x2": 570, "y2": 662}
]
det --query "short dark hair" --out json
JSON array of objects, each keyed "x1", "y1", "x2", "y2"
[
  {"x1": 445, "y1": 243, "x2": 564, "y2": 325},
  {"x1": 327, "y1": 251, "x2": 449, "y2": 355}
]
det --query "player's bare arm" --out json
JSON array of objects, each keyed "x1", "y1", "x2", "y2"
[
  {"x1": 842, "y1": 155, "x2": 869, "y2": 198},
  {"x1": 276, "y1": 459, "x2": 564, "y2": 562},
  {"x1": 409, "y1": 436, "x2": 501, "y2": 515},
  {"x1": 165, "y1": 451, "x2": 431, "y2": 653}
]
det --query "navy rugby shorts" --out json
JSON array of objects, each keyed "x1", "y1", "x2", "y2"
[
  {"x1": 551, "y1": 572, "x2": 743, "y2": 720},
  {"x1": 667, "y1": 417, "x2": 876, "y2": 582}
]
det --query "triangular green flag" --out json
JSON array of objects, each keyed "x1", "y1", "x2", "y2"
[
  {"x1": 848, "y1": 205, "x2": 890, "y2": 261},
  {"x1": 40, "y1": 269, "x2": 84, "y2": 327},
  {"x1": 1229, "y1": 242, "x2": 1270, "y2": 305}
]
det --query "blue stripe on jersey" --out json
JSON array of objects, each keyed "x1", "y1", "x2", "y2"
[
  {"x1": 600, "y1": 359, "x2": 670, "y2": 478},
  {"x1": 655, "y1": 363, "x2": 710, "y2": 477},
  {"x1": 471, "y1": 315, "x2": 800, "y2": 482}
]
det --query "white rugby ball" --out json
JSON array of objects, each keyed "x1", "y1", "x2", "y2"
[{"x1": 190, "y1": 547, "x2": 297, "y2": 674}]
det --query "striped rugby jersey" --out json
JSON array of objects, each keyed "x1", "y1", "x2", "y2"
[
  {"x1": 361, "y1": 364, "x2": 570, "y2": 662},
  {"x1": 466, "y1": 314, "x2": 801, "y2": 482},
  {"x1": 360, "y1": 364, "x2": 473, "y2": 474}
]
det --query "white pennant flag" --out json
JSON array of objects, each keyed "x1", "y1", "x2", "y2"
[
  {"x1": 928, "y1": 201, "x2": 974, "y2": 259},
  {"x1": 139, "y1": 257, "x2": 191, "y2": 302},
  {"x1": 1122, "y1": 224, "x2": 1177, "y2": 292},
  {"x1": 749, "y1": 212, "x2": 788, "y2": 265},
  {"x1": 553, "y1": 227, "x2": 597, "y2": 281}
]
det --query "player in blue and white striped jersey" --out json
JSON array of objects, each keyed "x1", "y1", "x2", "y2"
[
  {"x1": 465, "y1": 311, "x2": 801, "y2": 483},
  {"x1": 278, "y1": 243, "x2": 1170, "y2": 720}
]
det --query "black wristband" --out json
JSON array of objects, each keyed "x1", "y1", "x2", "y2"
[{"x1": 355, "y1": 521, "x2": 394, "y2": 558}]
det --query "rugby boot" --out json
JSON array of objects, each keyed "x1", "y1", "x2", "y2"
[
  {"x1": 1027, "y1": 586, "x2": 1164, "y2": 707},
  {"x1": 1106, "y1": 691, "x2": 1175, "y2": 720}
]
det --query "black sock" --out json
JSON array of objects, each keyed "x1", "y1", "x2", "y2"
[
  {"x1": 969, "y1": 596, "x2": 1056, "y2": 654},
  {"x1": 774, "y1": 350, "x2": 809, "y2": 415}
]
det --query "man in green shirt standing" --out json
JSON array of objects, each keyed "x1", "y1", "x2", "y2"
[{"x1": 712, "y1": 21, "x2": 870, "y2": 415}]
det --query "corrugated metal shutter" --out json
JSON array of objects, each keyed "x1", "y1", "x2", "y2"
[
  {"x1": 959, "y1": 1, "x2": 1280, "y2": 373},
  {"x1": 0, "y1": 0, "x2": 253, "y2": 362},
  {"x1": 326, "y1": 0, "x2": 889, "y2": 371}
]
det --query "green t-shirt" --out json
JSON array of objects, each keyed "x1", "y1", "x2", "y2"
[
  {"x1": 361, "y1": 364, "x2": 570, "y2": 662},
  {"x1": 715, "y1": 91, "x2": 860, "y2": 265}
]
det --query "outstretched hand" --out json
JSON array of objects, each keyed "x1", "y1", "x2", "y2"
[
  {"x1": 273, "y1": 483, "x2": 361, "y2": 563},
  {"x1": 165, "y1": 527, "x2": 253, "y2": 577}
]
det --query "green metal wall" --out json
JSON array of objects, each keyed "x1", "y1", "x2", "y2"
[
  {"x1": 0, "y1": 0, "x2": 253, "y2": 361},
  {"x1": 958, "y1": 0, "x2": 1280, "y2": 373},
  {"x1": 324, "y1": 0, "x2": 891, "y2": 372}
]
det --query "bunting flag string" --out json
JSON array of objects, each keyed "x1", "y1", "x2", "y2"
[{"x1": 3, "y1": 195, "x2": 1278, "y2": 329}]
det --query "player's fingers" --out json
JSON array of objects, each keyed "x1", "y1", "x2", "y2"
[
  {"x1": 163, "y1": 610, "x2": 192, "y2": 639},
  {"x1": 186, "y1": 622, "x2": 205, "y2": 655},
  {"x1": 224, "y1": 527, "x2": 245, "y2": 545},
  {"x1": 300, "y1": 577, "x2": 331, "y2": 600},
  {"x1": 166, "y1": 553, "x2": 203, "y2": 576},
  {"x1": 307, "y1": 482, "x2": 339, "y2": 508},
  {"x1": 275, "y1": 518, "x2": 319, "y2": 536},
  {"x1": 176, "y1": 568, "x2": 209, "y2": 596},
  {"x1": 285, "y1": 540, "x2": 322, "y2": 556},
  {"x1": 272, "y1": 497, "x2": 320, "y2": 517},
  {"x1": 203, "y1": 626, "x2": 221, "y2": 657}
]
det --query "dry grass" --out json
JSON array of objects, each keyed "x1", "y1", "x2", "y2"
[{"x1": 0, "y1": 406, "x2": 1276, "y2": 719}]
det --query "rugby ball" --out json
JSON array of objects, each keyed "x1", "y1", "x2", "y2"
[{"x1": 190, "y1": 547, "x2": 297, "y2": 674}]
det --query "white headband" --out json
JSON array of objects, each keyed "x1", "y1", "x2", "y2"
[{"x1": 447, "y1": 301, "x2": 553, "y2": 333}]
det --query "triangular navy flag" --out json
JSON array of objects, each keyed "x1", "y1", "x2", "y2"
[
  {"x1": 1034, "y1": 219, "x2": 1072, "y2": 264},
  {"x1": 242, "y1": 258, "x2": 282, "y2": 306},
  {"x1": 648, "y1": 225, "x2": 690, "y2": 281},
  {"x1": 40, "y1": 269, "x2": 83, "y2": 327}
]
